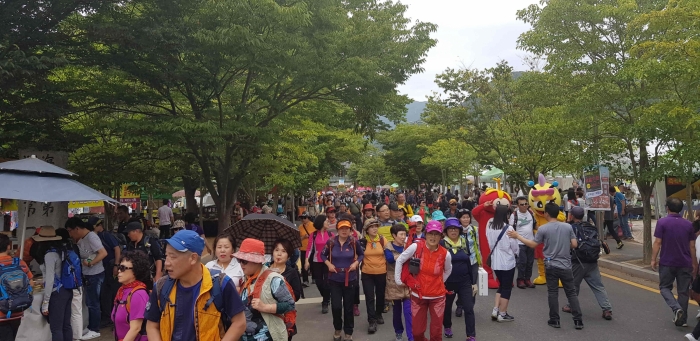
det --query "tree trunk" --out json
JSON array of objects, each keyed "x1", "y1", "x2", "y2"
[
  {"x1": 640, "y1": 187, "x2": 653, "y2": 264},
  {"x1": 183, "y1": 176, "x2": 199, "y2": 214},
  {"x1": 686, "y1": 180, "x2": 694, "y2": 221}
]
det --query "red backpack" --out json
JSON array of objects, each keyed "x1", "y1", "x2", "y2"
[{"x1": 250, "y1": 270, "x2": 297, "y2": 337}]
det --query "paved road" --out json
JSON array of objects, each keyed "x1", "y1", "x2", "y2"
[{"x1": 96, "y1": 267, "x2": 696, "y2": 341}]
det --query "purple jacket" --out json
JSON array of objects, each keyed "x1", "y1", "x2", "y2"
[{"x1": 321, "y1": 236, "x2": 364, "y2": 284}]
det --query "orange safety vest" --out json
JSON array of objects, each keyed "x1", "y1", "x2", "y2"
[{"x1": 157, "y1": 265, "x2": 224, "y2": 341}]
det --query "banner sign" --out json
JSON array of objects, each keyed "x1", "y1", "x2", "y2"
[
  {"x1": 584, "y1": 166, "x2": 611, "y2": 211},
  {"x1": 120, "y1": 184, "x2": 140, "y2": 203}
]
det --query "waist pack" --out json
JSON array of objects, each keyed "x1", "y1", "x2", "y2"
[{"x1": 0, "y1": 258, "x2": 33, "y2": 317}]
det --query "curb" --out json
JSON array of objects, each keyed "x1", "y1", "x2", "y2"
[{"x1": 598, "y1": 258, "x2": 659, "y2": 283}]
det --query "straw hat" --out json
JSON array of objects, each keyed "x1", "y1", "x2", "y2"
[{"x1": 32, "y1": 226, "x2": 62, "y2": 242}]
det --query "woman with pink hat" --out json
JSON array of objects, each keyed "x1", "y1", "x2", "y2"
[
  {"x1": 394, "y1": 220, "x2": 452, "y2": 341},
  {"x1": 235, "y1": 238, "x2": 295, "y2": 341}
]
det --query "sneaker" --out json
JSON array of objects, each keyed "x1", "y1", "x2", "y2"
[
  {"x1": 547, "y1": 319, "x2": 561, "y2": 328},
  {"x1": 444, "y1": 327, "x2": 453, "y2": 338},
  {"x1": 491, "y1": 307, "x2": 498, "y2": 321},
  {"x1": 685, "y1": 333, "x2": 699, "y2": 341},
  {"x1": 602, "y1": 310, "x2": 612, "y2": 320},
  {"x1": 395, "y1": 333, "x2": 403, "y2": 341},
  {"x1": 467, "y1": 337, "x2": 476, "y2": 341},
  {"x1": 497, "y1": 313, "x2": 514, "y2": 322},
  {"x1": 574, "y1": 319, "x2": 584, "y2": 330},
  {"x1": 302, "y1": 281, "x2": 310, "y2": 288},
  {"x1": 81, "y1": 331, "x2": 101, "y2": 340},
  {"x1": 353, "y1": 304, "x2": 360, "y2": 316},
  {"x1": 377, "y1": 316, "x2": 385, "y2": 325},
  {"x1": 562, "y1": 304, "x2": 572, "y2": 313},
  {"x1": 517, "y1": 279, "x2": 526, "y2": 289},
  {"x1": 368, "y1": 321, "x2": 377, "y2": 334},
  {"x1": 322, "y1": 303, "x2": 329, "y2": 314},
  {"x1": 675, "y1": 309, "x2": 686, "y2": 326},
  {"x1": 525, "y1": 280, "x2": 535, "y2": 288},
  {"x1": 82, "y1": 329, "x2": 90, "y2": 336},
  {"x1": 384, "y1": 303, "x2": 390, "y2": 313},
  {"x1": 617, "y1": 241, "x2": 624, "y2": 249},
  {"x1": 455, "y1": 305, "x2": 463, "y2": 317}
]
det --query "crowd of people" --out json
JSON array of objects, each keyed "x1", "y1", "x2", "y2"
[{"x1": 4, "y1": 186, "x2": 700, "y2": 341}]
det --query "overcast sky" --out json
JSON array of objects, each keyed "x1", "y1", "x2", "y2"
[{"x1": 397, "y1": 0, "x2": 540, "y2": 102}]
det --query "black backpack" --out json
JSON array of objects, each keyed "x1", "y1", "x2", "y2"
[{"x1": 572, "y1": 222, "x2": 600, "y2": 263}]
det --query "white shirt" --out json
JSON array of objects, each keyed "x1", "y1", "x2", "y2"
[
  {"x1": 158, "y1": 205, "x2": 173, "y2": 226},
  {"x1": 394, "y1": 242, "x2": 452, "y2": 299},
  {"x1": 509, "y1": 211, "x2": 534, "y2": 246},
  {"x1": 486, "y1": 222, "x2": 519, "y2": 271},
  {"x1": 695, "y1": 235, "x2": 700, "y2": 263},
  {"x1": 206, "y1": 259, "x2": 244, "y2": 288}
]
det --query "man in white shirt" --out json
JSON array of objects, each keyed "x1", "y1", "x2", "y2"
[
  {"x1": 157, "y1": 199, "x2": 175, "y2": 239},
  {"x1": 509, "y1": 196, "x2": 536, "y2": 289}
]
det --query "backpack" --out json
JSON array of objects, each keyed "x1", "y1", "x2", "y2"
[
  {"x1": 572, "y1": 222, "x2": 600, "y2": 263},
  {"x1": 250, "y1": 270, "x2": 297, "y2": 337},
  {"x1": 112, "y1": 285, "x2": 148, "y2": 339},
  {"x1": 0, "y1": 258, "x2": 33, "y2": 318},
  {"x1": 48, "y1": 247, "x2": 83, "y2": 290},
  {"x1": 156, "y1": 270, "x2": 231, "y2": 331}
]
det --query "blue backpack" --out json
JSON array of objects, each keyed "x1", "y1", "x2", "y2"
[
  {"x1": 48, "y1": 248, "x2": 83, "y2": 290},
  {"x1": 0, "y1": 258, "x2": 33, "y2": 318}
]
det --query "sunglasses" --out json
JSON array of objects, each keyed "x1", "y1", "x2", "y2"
[
  {"x1": 450, "y1": 203, "x2": 457, "y2": 206},
  {"x1": 239, "y1": 259, "x2": 249, "y2": 265},
  {"x1": 117, "y1": 265, "x2": 133, "y2": 272}
]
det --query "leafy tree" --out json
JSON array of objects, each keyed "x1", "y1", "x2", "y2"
[
  {"x1": 420, "y1": 138, "x2": 479, "y2": 189},
  {"x1": 347, "y1": 149, "x2": 395, "y2": 188},
  {"x1": 516, "y1": 0, "x2": 677, "y2": 262},
  {"x1": 376, "y1": 123, "x2": 443, "y2": 189},
  {"x1": 71, "y1": 0, "x2": 436, "y2": 230}
]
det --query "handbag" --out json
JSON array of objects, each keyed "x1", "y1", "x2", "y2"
[{"x1": 485, "y1": 226, "x2": 508, "y2": 268}]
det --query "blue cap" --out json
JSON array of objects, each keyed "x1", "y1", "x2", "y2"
[
  {"x1": 431, "y1": 210, "x2": 446, "y2": 221},
  {"x1": 165, "y1": 230, "x2": 205, "y2": 256}
]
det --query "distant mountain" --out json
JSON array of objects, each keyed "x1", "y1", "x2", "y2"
[{"x1": 406, "y1": 101, "x2": 426, "y2": 123}]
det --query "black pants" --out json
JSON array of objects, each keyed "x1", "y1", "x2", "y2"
[
  {"x1": 100, "y1": 268, "x2": 119, "y2": 323},
  {"x1": 0, "y1": 319, "x2": 20, "y2": 341},
  {"x1": 444, "y1": 280, "x2": 476, "y2": 337},
  {"x1": 330, "y1": 281, "x2": 357, "y2": 335},
  {"x1": 159, "y1": 224, "x2": 172, "y2": 239},
  {"x1": 603, "y1": 220, "x2": 621, "y2": 243},
  {"x1": 48, "y1": 287, "x2": 73, "y2": 341},
  {"x1": 546, "y1": 267, "x2": 582, "y2": 321},
  {"x1": 311, "y1": 262, "x2": 331, "y2": 304},
  {"x1": 517, "y1": 245, "x2": 535, "y2": 280},
  {"x1": 494, "y1": 268, "x2": 515, "y2": 300},
  {"x1": 300, "y1": 251, "x2": 309, "y2": 283},
  {"x1": 362, "y1": 273, "x2": 386, "y2": 323}
]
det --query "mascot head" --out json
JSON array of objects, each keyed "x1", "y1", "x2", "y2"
[
  {"x1": 478, "y1": 188, "x2": 512, "y2": 213},
  {"x1": 528, "y1": 173, "x2": 562, "y2": 213}
]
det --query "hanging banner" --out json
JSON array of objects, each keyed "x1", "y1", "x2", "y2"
[
  {"x1": 68, "y1": 201, "x2": 104, "y2": 209},
  {"x1": 17, "y1": 151, "x2": 69, "y2": 231},
  {"x1": 120, "y1": 184, "x2": 140, "y2": 203},
  {"x1": 584, "y1": 165, "x2": 611, "y2": 211}
]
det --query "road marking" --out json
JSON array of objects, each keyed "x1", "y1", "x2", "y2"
[{"x1": 602, "y1": 272, "x2": 698, "y2": 306}]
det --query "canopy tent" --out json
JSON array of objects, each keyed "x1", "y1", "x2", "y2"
[
  {"x1": 0, "y1": 156, "x2": 117, "y2": 256},
  {"x1": 481, "y1": 167, "x2": 504, "y2": 181}
]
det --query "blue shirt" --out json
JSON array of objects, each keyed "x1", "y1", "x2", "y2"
[
  {"x1": 613, "y1": 192, "x2": 626, "y2": 214},
  {"x1": 320, "y1": 236, "x2": 364, "y2": 284},
  {"x1": 145, "y1": 277, "x2": 245, "y2": 340},
  {"x1": 384, "y1": 244, "x2": 405, "y2": 264},
  {"x1": 97, "y1": 231, "x2": 120, "y2": 267}
]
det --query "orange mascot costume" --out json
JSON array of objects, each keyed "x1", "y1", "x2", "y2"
[
  {"x1": 472, "y1": 188, "x2": 511, "y2": 289},
  {"x1": 528, "y1": 173, "x2": 566, "y2": 285}
]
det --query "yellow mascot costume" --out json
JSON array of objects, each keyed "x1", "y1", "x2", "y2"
[{"x1": 528, "y1": 173, "x2": 566, "y2": 285}]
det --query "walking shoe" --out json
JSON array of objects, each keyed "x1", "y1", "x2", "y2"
[
  {"x1": 82, "y1": 329, "x2": 90, "y2": 336},
  {"x1": 562, "y1": 304, "x2": 572, "y2": 313},
  {"x1": 547, "y1": 319, "x2": 561, "y2": 328},
  {"x1": 395, "y1": 333, "x2": 403, "y2": 341},
  {"x1": 455, "y1": 305, "x2": 463, "y2": 317},
  {"x1": 302, "y1": 281, "x2": 310, "y2": 288},
  {"x1": 491, "y1": 307, "x2": 498, "y2": 321},
  {"x1": 616, "y1": 241, "x2": 624, "y2": 249},
  {"x1": 525, "y1": 279, "x2": 535, "y2": 288},
  {"x1": 675, "y1": 309, "x2": 686, "y2": 326},
  {"x1": 497, "y1": 313, "x2": 514, "y2": 322},
  {"x1": 602, "y1": 310, "x2": 612, "y2": 320},
  {"x1": 444, "y1": 327, "x2": 453, "y2": 338},
  {"x1": 368, "y1": 321, "x2": 377, "y2": 334},
  {"x1": 574, "y1": 319, "x2": 584, "y2": 330},
  {"x1": 333, "y1": 332, "x2": 342, "y2": 341},
  {"x1": 517, "y1": 279, "x2": 526, "y2": 289},
  {"x1": 322, "y1": 303, "x2": 329, "y2": 314},
  {"x1": 81, "y1": 331, "x2": 101, "y2": 340},
  {"x1": 377, "y1": 316, "x2": 385, "y2": 325},
  {"x1": 353, "y1": 304, "x2": 360, "y2": 316},
  {"x1": 685, "y1": 333, "x2": 699, "y2": 341},
  {"x1": 467, "y1": 337, "x2": 476, "y2": 341}
]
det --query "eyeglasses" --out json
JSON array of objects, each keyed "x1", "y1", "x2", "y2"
[
  {"x1": 239, "y1": 259, "x2": 249, "y2": 265},
  {"x1": 519, "y1": 203, "x2": 529, "y2": 206},
  {"x1": 117, "y1": 265, "x2": 133, "y2": 272}
]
